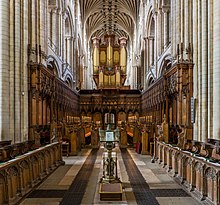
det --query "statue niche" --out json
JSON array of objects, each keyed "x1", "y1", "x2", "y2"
[{"x1": 92, "y1": 34, "x2": 128, "y2": 89}]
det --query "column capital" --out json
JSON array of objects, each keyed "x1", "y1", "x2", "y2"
[
  {"x1": 152, "y1": 8, "x2": 158, "y2": 17},
  {"x1": 65, "y1": 36, "x2": 74, "y2": 40},
  {"x1": 148, "y1": 36, "x2": 154, "y2": 40},
  {"x1": 162, "y1": 5, "x2": 170, "y2": 13},
  {"x1": 62, "y1": 10, "x2": 68, "y2": 19},
  {"x1": 57, "y1": 8, "x2": 62, "y2": 15},
  {"x1": 50, "y1": 7, "x2": 58, "y2": 14}
]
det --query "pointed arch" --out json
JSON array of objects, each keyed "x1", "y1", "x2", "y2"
[
  {"x1": 64, "y1": 74, "x2": 74, "y2": 88},
  {"x1": 158, "y1": 54, "x2": 173, "y2": 77},
  {"x1": 146, "y1": 71, "x2": 155, "y2": 88},
  {"x1": 47, "y1": 55, "x2": 61, "y2": 77}
]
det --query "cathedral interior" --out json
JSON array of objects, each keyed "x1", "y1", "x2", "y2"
[{"x1": 0, "y1": 0, "x2": 220, "y2": 204}]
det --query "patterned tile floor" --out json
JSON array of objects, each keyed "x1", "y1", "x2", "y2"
[{"x1": 20, "y1": 145, "x2": 204, "y2": 205}]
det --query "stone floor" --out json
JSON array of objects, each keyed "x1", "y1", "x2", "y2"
[{"x1": 20, "y1": 145, "x2": 205, "y2": 205}]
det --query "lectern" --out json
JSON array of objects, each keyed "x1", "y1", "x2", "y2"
[
  {"x1": 99, "y1": 124, "x2": 120, "y2": 183},
  {"x1": 99, "y1": 114, "x2": 122, "y2": 201}
]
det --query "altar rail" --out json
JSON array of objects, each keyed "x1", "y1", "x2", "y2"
[
  {"x1": 0, "y1": 142, "x2": 63, "y2": 205},
  {"x1": 155, "y1": 141, "x2": 220, "y2": 205}
]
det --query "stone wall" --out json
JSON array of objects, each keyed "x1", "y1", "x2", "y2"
[
  {"x1": 0, "y1": 0, "x2": 83, "y2": 143},
  {"x1": 139, "y1": 1, "x2": 220, "y2": 141}
]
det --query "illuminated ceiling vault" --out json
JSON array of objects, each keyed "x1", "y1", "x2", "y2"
[{"x1": 80, "y1": 0, "x2": 140, "y2": 40}]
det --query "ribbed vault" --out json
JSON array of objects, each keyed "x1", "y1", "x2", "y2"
[{"x1": 80, "y1": 0, "x2": 140, "y2": 40}]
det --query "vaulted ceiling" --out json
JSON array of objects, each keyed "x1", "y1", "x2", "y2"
[{"x1": 80, "y1": 0, "x2": 140, "y2": 40}]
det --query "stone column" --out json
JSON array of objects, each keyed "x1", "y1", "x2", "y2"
[
  {"x1": 176, "y1": 0, "x2": 181, "y2": 49},
  {"x1": 72, "y1": 37, "x2": 76, "y2": 71},
  {"x1": 62, "y1": 12, "x2": 66, "y2": 62},
  {"x1": 31, "y1": 0, "x2": 36, "y2": 48},
  {"x1": 213, "y1": 0, "x2": 220, "y2": 140},
  {"x1": 144, "y1": 37, "x2": 148, "y2": 69},
  {"x1": 201, "y1": 0, "x2": 208, "y2": 142},
  {"x1": 51, "y1": 8, "x2": 58, "y2": 51},
  {"x1": 197, "y1": 1, "x2": 202, "y2": 141},
  {"x1": 58, "y1": 9, "x2": 62, "y2": 55},
  {"x1": 66, "y1": 37, "x2": 70, "y2": 64},
  {"x1": 162, "y1": 7, "x2": 169, "y2": 48},
  {"x1": 83, "y1": 66, "x2": 88, "y2": 89},
  {"x1": 70, "y1": 37, "x2": 73, "y2": 68},
  {"x1": 154, "y1": 11, "x2": 158, "y2": 76},
  {"x1": 65, "y1": 38, "x2": 68, "y2": 63},
  {"x1": 8, "y1": 0, "x2": 15, "y2": 140},
  {"x1": 184, "y1": 0, "x2": 189, "y2": 56},
  {"x1": 39, "y1": 0, "x2": 46, "y2": 55},
  {"x1": 14, "y1": 1, "x2": 22, "y2": 142},
  {"x1": 157, "y1": 10, "x2": 162, "y2": 55},
  {"x1": 208, "y1": 0, "x2": 213, "y2": 139},
  {"x1": 22, "y1": 0, "x2": 29, "y2": 141},
  {"x1": 148, "y1": 36, "x2": 154, "y2": 66},
  {"x1": 171, "y1": 0, "x2": 176, "y2": 55},
  {"x1": 0, "y1": 0, "x2": 10, "y2": 140},
  {"x1": 144, "y1": 37, "x2": 148, "y2": 89},
  {"x1": 133, "y1": 66, "x2": 138, "y2": 89},
  {"x1": 193, "y1": 0, "x2": 199, "y2": 141},
  {"x1": 180, "y1": 0, "x2": 184, "y2": 44}
]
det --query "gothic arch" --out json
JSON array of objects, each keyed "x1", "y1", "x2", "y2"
[
  {"x1": 158, "y1": 54, "x2": 172, "y2": 77},
  {"x1": 47, "y1": 55, "x2": 61, "y2": 77},
  {"x1": 148, "y1": 76, "x2": 155, "y2": 87},
  {"x1": 64, "y1": 74, "x2": 73, "y2": 88},
  {"x1": 146, "y1": 71, "x2": 155, "y2": 88}
]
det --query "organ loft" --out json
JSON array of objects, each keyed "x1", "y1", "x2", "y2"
[
  {"x1": 92, "y1": 34, "x2": 128, "y2": 89},
  {"x1": 0, "y1": 0, "x2": 220, "y2": 204}
]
